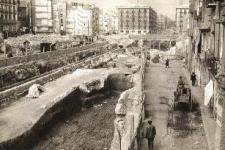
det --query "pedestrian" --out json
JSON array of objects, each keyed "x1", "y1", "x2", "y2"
[
  {"x1": 177, "y1": 76, "x2": 185, "y2": 95},
  {"x1": 145, "y1": 119, "x2": 156, "y2": 150},
  {"x1": 0, "y1": 33, "x2": 4, "y2": 53},
  {"x1": 165, "y1": 58, "x2": 169, "y2": 68},
  {"x1": 147, "y1": 52, "x2": 151, "y2": 66},
  {"x1": 190, "y1": 72, "x2": 197, "y2": 86}
]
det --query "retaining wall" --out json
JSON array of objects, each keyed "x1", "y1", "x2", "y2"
[
  {"x1": 0, "y1": 42, "x2": 108, "y2": 68},
  {"x1": 110, "y1": 52, "x2": 147, "y2": 150},
  {"x1": 0, "y1": 43, "x2": 110, "y2": 90},
  {"x1": 0, "y1": 48, "x2": 124, "y2": 105},
  {"x1": 0, "y1": 67, "x2": 133, "y2": 150}
]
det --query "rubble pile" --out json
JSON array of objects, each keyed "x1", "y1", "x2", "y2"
[
  {"x1": 6, "y1": 34, "x2": 74, "y2": 47},
  {"x1": 101, "y1": 35, "x2": 136, "y2": 48},
  {"x1": 0, "y1": 62, "x2": 40, "y2": 89},
  {"x1": 26, "y1": 84, "x2": 45, "y2": 98},
  {"x1": 4, "y1": 34, "x2": 75, "y2": 55}
]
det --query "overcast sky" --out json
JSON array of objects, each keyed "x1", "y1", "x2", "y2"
[{"x1": 74, "y1": 0, "x2": 189, "y2": 19}]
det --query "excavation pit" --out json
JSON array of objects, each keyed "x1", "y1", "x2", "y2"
[{"x1": 0, "y1": 67, "x2": 135, "y2": 150}]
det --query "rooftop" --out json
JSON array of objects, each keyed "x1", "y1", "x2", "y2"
[{"x1": 117, "y1": 5, "x2": 152, "y2": 9}]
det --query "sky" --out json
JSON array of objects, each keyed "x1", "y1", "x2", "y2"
[{"x1": 74, "y1": 0, "x2": 189, "y2": 19}]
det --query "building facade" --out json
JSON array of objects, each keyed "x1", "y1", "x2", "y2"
[
  {"x1": 99, "y1": 11, "x2": 119, "y2": 34},
  {"x1": 31, "y1": 0, "x2": 53, "y2": 33},
  {"x1": 187, "y1": 0, "x2": 225, "y2": 149},
  {"x1": 117, "y1": 6, "x2": 157, "y2": 34},
  {"x1": 0, "y1": 0, "x2": 19, "y2": 37},
  {"x1": 52, "y1": 0, "x2": 66, "y2": 33},
  {"x1": 51, "y1": 1, "x2": 99, "y2": 35},
  {"x1": 176, "y1": 4, "x2": 189, "y2": 33},
  {"x1": 18, "y1": 0, "x2": 31, "y2": 30},
  {"x1": 91, "y1": 7, "x2": 99, "y2": 36},
  {"x1": 157, "y1": 14, "x2": 175, "y2": 33}
]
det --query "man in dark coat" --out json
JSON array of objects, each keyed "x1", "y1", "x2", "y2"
[
  {"x1": 146, "y1": 119, "x2": 156, "y2": 150},
  {"x1": 165, "y1": 58, "x2": 169, "y2": 68},
  {"x1": 177, "y1": 76, "x2": 185, "y2": 95},
  {"x1": 190, "y1": 72, "x2": 197, "y2": 86}
]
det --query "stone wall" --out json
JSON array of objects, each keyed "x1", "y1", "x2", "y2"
[
  {"x1": 0, "y1": 48, "x2": 123, "y2": 105},
  {"x1": 0, "y1": 66, "x2": 134, "y2": 150},
  {"x1": 110, "y1": 52, "x2": 146, "y2": 150},
  {"x1": 0, "y1": 42, "x2": 108, "y2": 68},
  {"x1": 0, "y1": 42, "x2": 117, "y2": 92}
]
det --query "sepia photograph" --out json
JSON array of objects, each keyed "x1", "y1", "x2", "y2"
[{"x1": 0, "y1": 0, "x2": 224, "y2": 150}]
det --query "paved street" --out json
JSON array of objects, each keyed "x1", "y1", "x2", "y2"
[{"x1": 140, "y1": 59, "x2": 208, "y2": 150}]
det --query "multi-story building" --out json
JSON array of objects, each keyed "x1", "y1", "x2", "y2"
[
  {"x1": 51, "y1": 1, "x2": 99, "y2": 35},
  {"x1": 30, "y1": 0, "x2": 100, "y2": 35},
  {"x1": 91, "y1": 6, "x2": 99, "y2": 36},
  {"x1": 73, "y1": 5, "x2": 92, "y2": 35},
  {"x1": 31, "y1": 0, "x2": 53, "y2": 33},
  {"x1": 157, "y1": 14, "x2": 175, "y2": 32},
  {"x1": 18, "y1": 0, "x2": 31, "y2": 30},
  {"x1": 0, "y1": 0, "x2": 19, "y2": 37},
  {"x1": 176, "y1": 4, "x2": 189, "y2": 33},
  {"x1": 65, "y1": 2, "x2": 99, "y2": 36},
  {"x1": 52, "y1": 0, "x2": 66, "y2": 33},
  {"x1": 117, "y1": 6, "x2": 157, "y2": 34},
  {"x1": 187, "y1": 0, "x2": 225, "y2": 149},
  {"x1": 100, "y1": 11, "x2": 119, "y2": 34}
]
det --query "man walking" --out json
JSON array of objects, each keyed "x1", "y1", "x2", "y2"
[
  {"x1": 190, "y1": 72, "x2": 197, "y2": 86},
  {"x1": 165, "y1": 58, "x2": 169, "y2": 68},
  {"x1": 145, "y1": 119, "x2": 156, "y2": 150}
]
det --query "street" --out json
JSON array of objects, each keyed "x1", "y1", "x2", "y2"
[{"x1": 141, "y1": 58, "x2": 208, "y2": 150}]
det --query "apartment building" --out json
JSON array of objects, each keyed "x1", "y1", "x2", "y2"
[
  {"x1": 0, "y1": 0, "x2": 19, "y2": 37},
  {"x1": 157, "y1": 14, "x2": 175, "y2": 32},
  {"x1": 31, "y1": 0, "x2": 53, "y2": 33},
  {"x1": 188, "y1": 0, "x2": 225, "y2": 149},
  {"x1": 117, "y1": 6, "x2": 157, "y2": 34},
  {"x1": 176, "y1": 4, "x2": 189, "y2": 33}
]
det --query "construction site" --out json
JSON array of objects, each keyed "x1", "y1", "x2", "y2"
[{"x1": 0, "y1": 31, "x2": 211, "y2": 150}]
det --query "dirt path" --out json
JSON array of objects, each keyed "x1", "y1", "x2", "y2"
[
  {"x1": 32, "y1": 95, "x2": 119, "y2": 150},
  {"x1": 140, "y1": 60, "x2": 208, "y2": 150}
]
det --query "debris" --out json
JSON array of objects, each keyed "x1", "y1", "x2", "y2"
[
  {"x1": 194, "y1": 141, "x2": 200, "y2": 145},
  {"x1": 93, "y1": 104, "x2": 103, "y2": 108},
  {"x1": 52, "y1": 136, "x2": 65, "y2": 145},
  {"x1": 26, "y1": 84, "x2": 45, "y2": 98},
  {"x1": 41, "y1": 105, "x2": 47, "y2": 109},
  {"x1": 117, "y1": 54, "x2": 128, "y2": 58},
  {"x1": 115, "y1": 103, "x2": 126, "y2": 115}
]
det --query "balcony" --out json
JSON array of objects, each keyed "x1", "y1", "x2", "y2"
[
  {"x1": 1, "y1": 19, "x2": 17, "y2": 24},
  {"x1": 199, "y1": 23, "x2": 210, "y2": 32},
  {"x1": 205, "y1": 55, "x2": 218, "y2": 76},
  {"x1": 206, "y1": 3, "x2": 216, "y2": 8},
  {"x1": 215, "y1": 19, "x2": 225, "y2": 25}
]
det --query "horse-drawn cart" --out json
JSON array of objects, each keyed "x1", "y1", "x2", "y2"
[{"x1": 173, "y1": 84, "x2": 193, "y2": 111}]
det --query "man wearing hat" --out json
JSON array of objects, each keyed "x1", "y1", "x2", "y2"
[{"x1": 145, "y1": 118, "x2": 156, "y2": 150}]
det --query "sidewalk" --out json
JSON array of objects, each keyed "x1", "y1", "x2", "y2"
[{"x1": 182, "y1": 68, "x2": 220, "y2": 150}]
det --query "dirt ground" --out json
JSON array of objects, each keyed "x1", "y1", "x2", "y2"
[
  {"x1": 141, "y1": 59, "x2": 208, "y2": 150},
  {"x1": 32, "y1": 94, "x2": 119, "y2": 150}
]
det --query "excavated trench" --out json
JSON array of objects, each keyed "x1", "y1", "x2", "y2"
[{"x1": 2, "y1": 73, "x2": 133, "y2": 150}]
